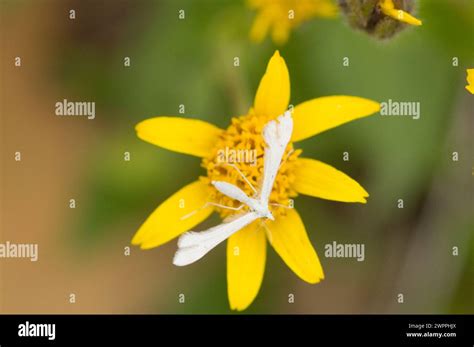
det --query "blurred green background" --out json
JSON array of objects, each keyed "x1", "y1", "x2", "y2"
[{"x1": 1, "y1": 0, "x2": 473, "y2": 313}]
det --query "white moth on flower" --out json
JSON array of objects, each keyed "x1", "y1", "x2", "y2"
[{"x1": 173, "y1": 111, "x2": 294, "y2": 266}]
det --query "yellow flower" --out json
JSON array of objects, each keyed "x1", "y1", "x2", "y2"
[
  {"x1": 466, "y1": 69, "x2": 474, "y2": 94},
  {"x1": 132, "y1": 51, "x2": 380, "y2": 311},
  {"x1": 249, "y1": 0, "x2": 338, "y2": 45},
  {"x1": 379, "y1": 0, "x2": 422, "y2": 26}
]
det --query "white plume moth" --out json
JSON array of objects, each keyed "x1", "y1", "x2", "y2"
[{"x1": 173, "y1": 111, "x2": 293, "y2": 266}]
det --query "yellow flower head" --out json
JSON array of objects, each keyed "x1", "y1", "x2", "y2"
[
  {"x1": 132, "y1": 51, "x2": 380, "y2": 311},
  {"x1": 249, "y1": 0, "x2": 338, "y2": 45},
  {"x1": 466, "y1": 69, "x2": 474, "y2": 94}
]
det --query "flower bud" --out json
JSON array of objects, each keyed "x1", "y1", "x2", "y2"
[{"x1": 339, "y1": 0, "x2": 418, "y2": 39}]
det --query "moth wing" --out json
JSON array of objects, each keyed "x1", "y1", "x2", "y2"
[
  {"x1": 260, "y1": 111, "x2": 293, "y2": 203},
  {"x1": 173, "y1": 212, "x2": 259, "y2": 266},
  {"x1": 212, "y1": 181, "x2": 252, "y2": 206}
]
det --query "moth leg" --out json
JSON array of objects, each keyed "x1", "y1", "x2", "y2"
[
  {"x1": 208, "y1": 202, "x2": 245, "y2": 211},
  {"x1": 180, "y1": 202, "x2": 244, "y2": 221},
  {"x1": 270, "y1": 202, "x2": 293, "y2": 209},
  {"x1": 278, "y1": 148, "x2": 295, "y2": 169},
  {"x1": 217, "y1": 162, "x2": 258, "y2": 195}
]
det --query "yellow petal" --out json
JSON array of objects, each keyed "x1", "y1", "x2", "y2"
[
  {"x1": 314, "y1": 0, "x2": 339, "y2": 17},
  {"x1": 136, "y1": 117, "x2": 223, "y2": 158},
  {"x1": 250, "y1": 12, "x2": 271, "y2": 43},
  {"x1": 293, "y1": 158, "x2": 369, "y2": 203},
  {"x1": 379, "y1": 0, "x2": 422, "y2": 26},
  {"x1": 254, "y1": 51, "x2": 290, "y2": 119},
  {"x1": 132, "y1": 180, "x2": 214, "y2": 249},
  {"x1": 271, "y1": 22, "x2": 290, "y2": 46},
  {"x1": 227, "y1": 221, "x2": 266, "y2": 311},
  {"x1": 292, "y1": 96, "x2": 380, "y2": 142},
  {"x1": 466, "y1": 69, "x2": 474, "y2": 94},
  {"x1": 267, "y1": 209, "x2": 324, "y2": 283}
]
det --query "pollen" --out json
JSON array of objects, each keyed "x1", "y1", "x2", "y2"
[{"x1": 201, "y1": 111, "x2": 301, "y2": 219}]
